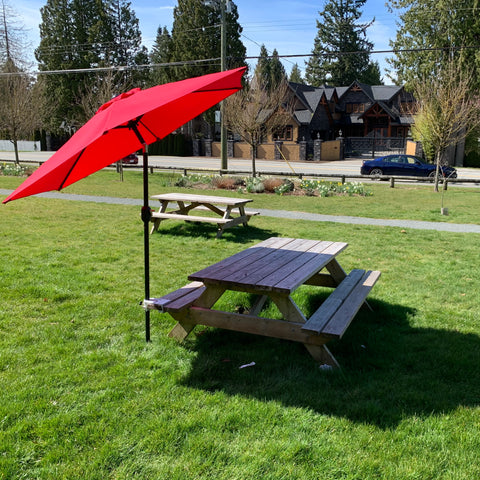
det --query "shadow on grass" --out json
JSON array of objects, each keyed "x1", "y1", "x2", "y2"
[
  {"x1": 180, "y1": 300, "x2": 480, "y2": 429},
  {"x1": 150, "y1": 222, "x2": 279, "y2": 244}
]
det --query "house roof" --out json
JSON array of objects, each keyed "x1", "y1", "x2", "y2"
[
  {"x1": 336, "y1": 82, "x2": 403, "y2": 103},
  {"x1": 286, "y1": 80, "x2": 412, "y2": 130},
  {"x1": 289, "y1": 82, "x2": 324, "y2": 113}
]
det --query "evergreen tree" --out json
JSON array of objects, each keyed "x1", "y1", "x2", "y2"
[
  {"x1": 305, "y1": 0, "x2": 381, "y2": 86},
  {"x1": 168, "y1": 0, "x2": 246, "y2": 82},
  {"x1": 289, "y1": 63, "x2": 304, "y2": 84},
  {"x1": 35, "y1": 0, "x2": 147, "y2": 132},
  {"x1": 149, "y1": 26, "x2": 172, "y2": 86},
  {"x1": 254, "y1": 45, "x2": 286, "y2": 91},
  {"x1": 387, "y1": 0, "x2": 480, "y2": 89}
]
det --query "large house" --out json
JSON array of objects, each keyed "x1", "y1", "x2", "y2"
[
  {"x1": 287, "y1": 80, "x2": 416, "y2": 142},
  {"x1": 204, "y1": 79, "x2": 419, "y2": 162}
]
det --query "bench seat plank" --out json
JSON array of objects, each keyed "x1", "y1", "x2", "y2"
[
  {"x1": 302, "y1": 269, "x2": 380, "y2": 338},
  {"x1": 322, "y1": 270, "x2": 380, "y2": 338},
  {"x1": 148, "y1": 281, "x2": 205, "y2": 312},
  {"x1": 151, "y1": 212, "x2": 230, "y2": 224},
  {"x1": 193, "y1": 205, "x2": 260, "y2": 216}
]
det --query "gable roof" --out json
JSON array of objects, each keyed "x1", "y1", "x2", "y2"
[{"x1": 336, "y1": 81, "x2": 403, "y2": 102}]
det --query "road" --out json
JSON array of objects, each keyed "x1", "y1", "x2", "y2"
[{"x1": 2, "y1": 151, "x2": 480, "y2": 181}]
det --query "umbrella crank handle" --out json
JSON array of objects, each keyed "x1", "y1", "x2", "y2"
[{"x1": 141, "y1": 206, "x2": 153, "y2": 223}]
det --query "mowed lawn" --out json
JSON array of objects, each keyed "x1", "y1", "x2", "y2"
[{"x1": 1, "y1": 171, "x2": 480, "y2": 479}]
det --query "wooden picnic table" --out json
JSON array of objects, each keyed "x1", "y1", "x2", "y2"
[
  {"x1": 144, "y1": 237, "x2": 380, "y2": 368},
  {"x1": 150, "y1": 193, "x2": 259, "y2": 238}
]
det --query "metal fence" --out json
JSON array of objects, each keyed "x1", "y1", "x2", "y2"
[{"x1": 345, "y1": 137, "x2": 407, "y2": 158}]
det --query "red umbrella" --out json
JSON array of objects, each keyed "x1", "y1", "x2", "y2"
[{"x1": 3, "y1": 66, "x2": 246, "y2": 340}]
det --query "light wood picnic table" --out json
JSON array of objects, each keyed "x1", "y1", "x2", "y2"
[
  {"x1": 150, "y1": 193, "x2": 259, "y2": 238},
  {"x1": 145, "y1": 237, "x2": 380, "y2": 368}
]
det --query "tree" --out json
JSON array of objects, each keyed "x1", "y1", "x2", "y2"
[
  {"x1": 0, "y1": 61, "x2": 45, "y2": 163},
  {"x1": 168, "y1": 0, "x2": 246, "y2": 82},
  {"x1": 149, "y1": 26, "x2": 172, "y2": 86},
  {"x1": 411, "y1": 60, "x2": 480, "y2": 191},
  {"x1": 305, "y1": 0, "x2": 381, "y2": 86},
  {"x1": 35, "y1": 0, "x2": 148, "y2": 132},
  {"x1": 387, "y1": 0, "x2": 480, "y2": 89},
  {"x1": 224, "y1": 72, "x2": 293, "y2": 177},
  {"x1": 254, "y1": 46, "x2": 287, "y2": 92},
  {"x1": 0, "y1": 0, "x2": 29, "y2": 68},
  {"x1": 289, "y1": 63, "x2": 304, "y2": 84},
  {"x1": 0, "y1": 0, "x2": 44, "y2": 163}
]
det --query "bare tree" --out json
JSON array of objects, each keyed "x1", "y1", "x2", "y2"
[
  {"x1": 412, "y1": 61, "x2": 480, "y2": 191},
  {"x1": 0, "y1": 0, "x2": 30, "y2": 69},
  {"x1": 0, "y1": 62, "x2": 45, "y2": 164},
  {"x1": 224, "y1": 74, "x2": 294, "y2": 177},
  {"x1": 78, "y1": 70, "x2": 124, "y2": 123}
]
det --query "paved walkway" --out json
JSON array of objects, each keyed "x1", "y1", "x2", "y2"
[{"x1": 2, "y1": 188, "x2": 480, "y2": 234}]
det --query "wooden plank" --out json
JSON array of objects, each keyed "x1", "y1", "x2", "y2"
[
  {"x1": 304, "y1": 344, "x2": 340, "y2": 368},
  {"x1": 150, "y1": 212, "x2": 230, "y2": 224},
  {"x1": 256, "y1": 242, "x2": 338, "y2": 292},
  {"x1": 194, "y1": 205, "x2": 260, "y2": 216},
  {"x1": 304, "y1": 273, "x2": 338, "y2": 288},
  {"x1": 321, "y1": 270, "x2": 381, "y2": 338},
  {"x1": 188, "y1": 237, "x2": 295, "y2": 283},
  {"x1": 177, "y1": 306, "x2": 329, "y2": 346},
  {"x1": 301, "y1": 269, "x2": 366, "y2": 333},
  {"x1": 151, "y1": 193, "x2": 253, "y2": 206},
  {"x1": 150, "y1": 281, "x2": 205, "y2": 312},
  {"x1": 219, "y1": 239, "x2": 325, "y2": 288},
  {"x1": 269, "y1": 293, "x2": 307, "y2": 324}
]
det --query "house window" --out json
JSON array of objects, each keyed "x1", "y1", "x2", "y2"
[
  {"x1": 273, "y1": 125, "x2": 293, "y2": 141},
  {"x1": 346, "y1": 103, "x2": 365, "y2": 114}
]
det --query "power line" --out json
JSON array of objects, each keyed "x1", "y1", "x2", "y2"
[{"x1": 1, "y1": 44, "x2": 479, "y2": 77}]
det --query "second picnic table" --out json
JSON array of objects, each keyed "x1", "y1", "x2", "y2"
[{"x1": 150, "y1": 193, "x2": 259, "y2": 238}]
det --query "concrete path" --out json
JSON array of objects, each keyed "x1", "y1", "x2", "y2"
[{"x1": 2, "y1": 188, "x2": 479, "y2": 234}]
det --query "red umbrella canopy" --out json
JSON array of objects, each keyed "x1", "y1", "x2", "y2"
[{"x1": 3, "y1": 67, "x2": 246, "y2": 203}]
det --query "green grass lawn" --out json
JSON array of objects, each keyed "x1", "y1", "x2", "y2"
[
  {"x1": 1, "y1": 172, "x2": 480, "y2": 479},
  {"x1": 2, "y1": 167, "x2": 480, "y2": 224}
]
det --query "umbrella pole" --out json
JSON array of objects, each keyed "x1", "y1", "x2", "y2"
[{"x1": 141, "y1": 144, "x2": 151, "y2": 342}]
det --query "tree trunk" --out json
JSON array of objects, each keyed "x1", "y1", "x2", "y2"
[
  {"x1": 434, "y1": 151, "x2": 441, "y2": 192},
  {"x1": 13, "y1": 140, "x2": 20, "y2": 165},
  {"x1": 251, "y1": 143, "x2": 257, "y2": 178}
]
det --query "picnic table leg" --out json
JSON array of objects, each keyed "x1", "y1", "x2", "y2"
[
  {"x1": 238, "y1": 205, "x2": 249, "y2": 227},
  {"x1": 168, "y1": 285, "x2": 226, "y2": 341},
  {"x1": 304, "y1": 344, "x2": 340, "y2": 368},
  {"x1": 216, "y1": 226, "x2": 225, "y2": 239},
  {"x1": 269, "y1": 293, "x2": 306, "y2": 324},
  {"x1": 150, "y1": 200, "x2": 169, "y2": 234},
  {"x1": 325, "y1": 258, "x2": 347, "y2": 284},
  {"x1": 248, "y1": 294, "x2": 268, "y2": 316}
]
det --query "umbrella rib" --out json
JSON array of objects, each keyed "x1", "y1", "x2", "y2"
[
  {"x1": 59, "y1": 148, "x2": 86, "y2": 191},
  {"x1": 138, "y1": 119, "x2": 161, "y2": 143}
]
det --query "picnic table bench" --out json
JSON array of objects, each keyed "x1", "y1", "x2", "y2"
[
  {"x1": 150, "y1": 193, "x2": 259, "y2": 238},
  {"x1": 144, "y1": 237, "x2": 380, "y2": 368}
]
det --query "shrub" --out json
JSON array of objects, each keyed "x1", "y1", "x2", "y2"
[
  {"x1": 211, "y1": 176, "x2": 237, "y2": 190},
  {"x1": 262, "y1": 177, "x2": 284, "y2": 192},
  {"x1": 274, "y1": 179, "x2": 295, "y2": 196},
  {"x1": 244, "y1": 176, "x2": 265, "y2": 193},
  {"x1": 299, "y1": 179, "x2": 372, "y2": 197},
  {"x1": 0, "y1": 163, "x2": 31, "y2": 177}
]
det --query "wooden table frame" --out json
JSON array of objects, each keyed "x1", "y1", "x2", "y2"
[
  {"x1": 150, "y1": 193, "x2": 258, "y2": 238},
  {"x1": 145, "y1": 237, "x2": 380, "y2": 367}
]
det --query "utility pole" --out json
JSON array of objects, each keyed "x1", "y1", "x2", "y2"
[{"x1": 220, "y1": 0, "x2": 229, "y2": 170}]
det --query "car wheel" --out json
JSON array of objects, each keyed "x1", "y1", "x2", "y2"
[{"x1": 370, "y1": 168, "x2": 383, "y2": 177}]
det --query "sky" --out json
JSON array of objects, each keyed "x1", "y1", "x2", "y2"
[{"x1": 15, "y1": 0, "x2": 400, "y2": 83}]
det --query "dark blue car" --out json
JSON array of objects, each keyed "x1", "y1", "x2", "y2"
[{"x1": 360, "y1": 154, "x2": 457, "y2": 179}]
